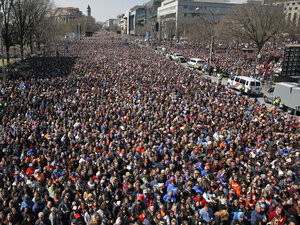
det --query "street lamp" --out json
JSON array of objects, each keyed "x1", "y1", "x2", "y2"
[
  {"x1": 196, "y1": 7, "x2": 215, "y2": 67},
  {"x1": 77, "y1": 23, "x2": 81, "y2": 40}
]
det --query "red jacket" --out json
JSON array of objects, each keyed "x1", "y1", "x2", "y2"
[{"x1": 268, "y1": 210, "x2": 286, "y2": 225}]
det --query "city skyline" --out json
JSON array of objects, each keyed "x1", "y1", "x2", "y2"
[{"x1": 54, "y1": 0, "x2": 150, "y2": 22}]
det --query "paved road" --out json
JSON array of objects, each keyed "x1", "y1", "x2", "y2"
[
  {"x1": 178, "y1": 62, "x2": 276, "y2": 110},
  {"x1": 161, "y1": 55, "x2": 296, "y2": 116}
]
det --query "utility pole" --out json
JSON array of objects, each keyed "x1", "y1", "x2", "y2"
[
  {"x1": 0, "y1": 16, "x2": 6, "y2": 82},
  {"x1": 209, "y1": 30, "x2": 213, "y2": 67},
  {"x1": 196, "y1": 8, "x2": 215, "y2": 67},
  {"x1": 1, "y1": 38, "x2": 5, "y2": 82}
]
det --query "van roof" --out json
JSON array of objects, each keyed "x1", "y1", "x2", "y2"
[
  {"x1": 235, "y1": 76, "x2": 260, "y2": 82},
  {"x1": 190, "y1": 58, "x2": 205, "y2": 61}
]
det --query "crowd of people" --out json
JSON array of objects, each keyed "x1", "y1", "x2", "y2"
[
  {"x1": 0, "y1": 32, "x2": 299, "y2": 225},
  {"x1": 160, "y1": 40, "x2": 285, "y2": 79}
]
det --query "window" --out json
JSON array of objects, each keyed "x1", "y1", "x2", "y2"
[
  {"x1": 235, "y1": 77, "x2": 240, "y2": 82},
  {"x1": 256, "y1": 82, "x2": 261, "y2": 86},
  {"x1": 268, "y1": 87, "x2": 274, "y2": 93},
  {"x1": 250, "y1": 81, "x2": 255, "y2": 86},
  {"x1": 240, "y1": 79, "x2": 246, "y2": 85},
  {"x1": 183, "y1": 6, "x2": 188, "y2": 9}
]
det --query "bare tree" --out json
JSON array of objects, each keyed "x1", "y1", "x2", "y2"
[
  {"x1": 284, "y1": 21, "x2": 300, "y2": 42},
  {"x1": 143, "y1": 16, "x2": 157, "y2": 42},
  {"x1": 12, "y1": 0, "x2": 53, "y2": 59},
  {"x1": 162, "y1": 19, "x2": 176, "y2": 46},
  {"x1": 69, "y1": 16, "x2": 99, "y2": 35},
  {"x1": 34, "y1": 14, "x2": 56, "y2": 51},
  {"x1": 135, "y1": 24, "x2": 146, "y2": 37},
  {"x1": 0, "y1": 0, "x2": 16, "y2": 62},
  {"x1": 214, "y1": 19, "x2": 234, "y2": 44},
  {"x1": 27, "y1": 0, "x2": 53, "y2": 54},
  {"x1": 175, "y1": 18, "x2": 188, "y2": 42},
  {"x1": 184, "y1": 18, "x2": 209, "y2": 43},
  {"x1": 229, "y1": 2, "x2": 285, "y2": 56}
]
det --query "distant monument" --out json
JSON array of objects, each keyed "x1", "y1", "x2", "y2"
[{"x1": 87, "y1": 5, "x2": 91, "y2": 17}]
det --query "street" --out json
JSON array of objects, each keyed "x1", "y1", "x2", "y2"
[{"x1": 178, "y1": 62, "x2": 276, "y2": 110}]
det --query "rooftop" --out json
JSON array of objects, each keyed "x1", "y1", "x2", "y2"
[{"x1": 57, "y1": 7, "x2": 80, "y2": 11}]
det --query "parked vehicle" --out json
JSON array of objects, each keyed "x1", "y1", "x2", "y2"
[
  {"x1": 264, "y1": 82, "x2": 300, "y2": 113},
  {"x1": 171, "y1": 53, "x2": 186, "y2": 62},
  {"x1": 156, "y1": 46, "x2": 167, "y2": 55},
  {"x1": 227, "y1": 75, "x2": 262, "y2": 95},
  {"x1": 187, "y1": 58, "x2": 205, "y2": 69}
]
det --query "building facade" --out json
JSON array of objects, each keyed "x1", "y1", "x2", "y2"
[
  {"x1": 158, "y1": 0, "x2": 238, "y2": 22},
  {"x1": 117, "y1": 14, "x2": 128, "y2": 34},
  {"x1": 54, "y1": 7, "x2": 83, "y2": 23},
  {"x1": 145, "y1": 0, "x2": 163, "y2": 21},
  {"x1": 127, "y1": 6, "x2": 147, "y2": 35},
  {"x1": 264, "y1": 0, "x2": 300, "y2": 26},
  {"x1": 103, "y1": 19, "x2": 119, "y2": 29},
  {"x1": 157, "y1": 0, "x2": 240, "y2": 39}
]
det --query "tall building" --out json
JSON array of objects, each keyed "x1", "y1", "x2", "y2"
[
  {"x1": 157, "y1": 0, "x2": 238, "y2": 22},
  {"x1": 87, "y1": 5, "x2": 91, "y2": 17},
  {"x1": 145, "y1": 0, "x2": 163, "y2": 22},
  {"x1": 54, "y1": 7, "x2": 83, "y2": 23},
  {"x1": 157, "y1": 0, "x2": 239, "y2": 33},
  {"x1": 127, "y1": 5, "x2": 146, "y2": 35},
  {"x1": 264, "y1": 1, "x2": 300, "y2": 26},
  {"x1": 117, "y1": 14, "x2": 128, "y2": 34}
]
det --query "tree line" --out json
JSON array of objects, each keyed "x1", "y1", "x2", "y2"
[
  {"x1": 0, "y1": 0, "x2": 99, "y2": 63},
  {"x1": 0, "y1": 0, "x2": 54, "y2": 62}
]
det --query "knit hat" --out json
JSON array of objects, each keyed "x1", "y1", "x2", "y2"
[{"x1": 237, "y1": 212, "x2": 245, "y2": 220}]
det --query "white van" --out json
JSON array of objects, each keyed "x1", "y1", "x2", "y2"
[
  {"x1": 227, "y1": 75, "x2": 262, "y2": 95},
  {"x1": 187, "y1": 58, "x2": 205, "y2": 69}
]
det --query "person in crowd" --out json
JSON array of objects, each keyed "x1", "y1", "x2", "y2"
[{"x1": 0, "y1": 31, "x2": 298, "y2": 225}]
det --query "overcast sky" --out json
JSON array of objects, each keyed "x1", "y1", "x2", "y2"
[{"x1": 54, "y1": 0, "x2": 150, "y2": 22}]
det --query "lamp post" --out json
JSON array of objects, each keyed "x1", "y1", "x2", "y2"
[
  {"x1": 196, "y1": 8, "x2": 215, "y2": 67},
  {"x1": 77, "y1": 23, "x2": 81, "y2": 40}
]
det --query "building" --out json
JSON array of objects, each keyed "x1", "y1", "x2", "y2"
[
  {"x1": 117, "y1": 14, "x2": 128, "y2": 34},
  {"x1": 103, "y1": 19, "x2": 119, "y2": 29},
  {"x1": 54, "y1": 7, "x2": 83, "y2": 23},
  {"x1": 264, "y1": 0, "x2": 300, "y2": 26},
  {"x1": 87, "y1": 5, "x2": 91, "y2": 17},
  {"x1": 127, "y1": 5, "x2": 147, "y2": 35},
  {"x1": 145, "y1": 0, "x2": 163, "y2": 22},
  {"x1": 158, "y1": 0, "x2": 239, "y2": 22},
  {"x1": 157, "y1": 0, "x2": 241, "y2": 38}
]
